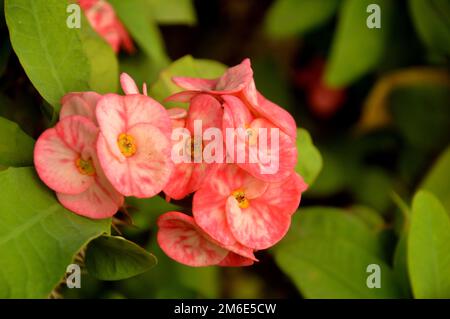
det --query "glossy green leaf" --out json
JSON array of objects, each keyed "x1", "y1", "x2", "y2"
[
  {"x1": 85, "y1": 235, "x2": 157, "y2": 281},
  {"x1": 151, "y1": 55, "x2": 227, "y2": 108},
  {"x1": 409, "y1": 0, "x2": 450, "y2": 56},
  {"x1": 147, "y1": 0, "x2": 196, "y2": 26},
  {"x1": 5, "y1": 0, "x2": 118, "y2": 111},
  {"x1": 325, "y1": 0, "x2": 394, "y2": 87},
  {"x1": 408, "y1": 191, "x2": 450, "y2": 298},
  {"x1": 0, "y1": 117, "x2": 35, "y2": 167},
  {"x1": 274, "y1": 207, "x2": 403, "y2": 298},
  {"x1": 109, "y1": 0, "x2": 169, "y2": 69},
  {"x1": 265, "y1": 0, "x2": 340, "y2": 37},
  {"x1": 0, "y1": 167, "x2": 110, "y2": 298},
  {"x1": 296, "y1": 128, "x2": 323, "y2": 186},
  {"x1": 420, "y1": 145, "x2": 450, "y2": 212}
]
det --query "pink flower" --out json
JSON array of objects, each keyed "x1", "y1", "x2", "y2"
[
  {"x1": 193, "y1": 164, "x2": 307, "y2": 250},
  {"x1": 222, "y1": 95, "x2": 297, "y2": 182},
  {"x1": 34, "y1": 115, "x2": 123, "y2": 219},
  {"x1": 79, "y1": 0, "x2": 134, "y2": 54},
  {"x1": 95, "y1": 90, "x2": 174, "y2": 198},
  {"x1": 163, "y1": 94, "x2": 223, "y2": 200},
  {"x1": 157, "y1": 211, "x2": 256, "y2": 267},
  {"x1": 167, "y1": 59, "x2": 297, "y2": 139}
]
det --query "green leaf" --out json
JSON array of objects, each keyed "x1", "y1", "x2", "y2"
[
  {"x1": 408, "y1": 191, "x2": 450, "y2": 298},
  {"x1": 85, "y1": 235, "x2": 157, "y2": 281},
  {"x1": 0, "y1": 167, "x2": 110, "y2": 298},
  {"x1": 419, "y1": 145, "x2": 450, "y2": 212},
  {"x1": 325, "y1": 0, "x2": 394, "y2": 87},
  {"x1": 0, "y1": 117, "x2": 35, "y2": 167},
  {"x1": 265, "y1": 0, "x2": 340, "y2": 38},
  {"x1": 147, "y1": 0, "x2": 197, "y2": 26},
  {"x1": 150, "y1": 55, "x2": 227, "y2": 108},
  {"x1": 5, "y1": 0, "x2": 118, "y2": 111},
  {"x1": 109, "y1": 0, "x2": 169, "y2": 68},
  {"x1": 296, "y1": 128, "x2": 323, "y2": 186},
  {"x1": 408, "y1": 0, "x2": 450, "y2": 56},
  {"x1": 274, "y1": 207, "x2": 403, "y2": 298}
]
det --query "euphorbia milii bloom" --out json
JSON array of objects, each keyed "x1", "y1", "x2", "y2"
[
  {"x1": 193, "y1": 164, "x2": 307, "y2": 250},
  {"x1": 222, "y1": 95, "x2": 297, "y2": 182},
  {"x1": 157, "y1": 211, "x2": 256, "y2": 267},
  {"x1": 166, "y1": 59, "x2": 297, "y2": 139},
  {"x1": 60, "y1": 92, "x2": 102, "y2": 124},
  {"x1": 163, "y1": 94, "x2": 223, "y2": 200},
  {"x1": 34, "y1": 115, "x2": 123, "y2": 218},
  {"x1": 79, "y1": 0, "x2": 134, "y2": 54},
  {"x1": 95, "y1": 92, "x2": 173, "y2": 198}
]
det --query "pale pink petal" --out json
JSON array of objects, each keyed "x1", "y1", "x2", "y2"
[
  {"x1": 157, "y1": 211, "x2": 229, "y2": 267},
  {"x1": 120, "y1": 73, "x2": 140, "y2": 95},
  {"x1": 165, "y1": 91, "x2": 199, "y2": 103},
  {"x1": 163, "y1": 162, "x2": 195, "y2": 200},
  {"x1": 186, "y1": 94, "x2": 223, "y2": 132},
  {"x1": 249, "y1": 92, "x2": 297, "y2": 139},
  {"x1": 96, "y1": 94, "x2": 172, "y2": 161},
  {"x1": 57, "y1": 175, "x2": 124, "y2": 219},
  {"x1": 55, "y1": 115, "x2": 98, "y2": 156},
  {"x1": 238, "y1": 118, "x2": 297, "y2": 183},
  {"x1": 192, "y1": 186, "x2": 236, "y2": 246},
  {"x1": 60, "y1": 92, "x2": 101, "y2": 123},
  {"x1": 34, "y1": 116, "x2": 98, "y2": 195},
  {"x1": 226, "y1": 196, "x2": 291, "y2": 250},
  {"x1": 222, "y1": 95, "x2": 254, "y2": 128},
  {"x1": 97, "y1": 123, "x2": 173, "y2": 198},
  {"x1": 34, "y1": 129, "x2": 93, "y2": 194},
  {"x1": 167, "y1": 108, "x2": 188, "y2": 120},
  {"x1": 172, "y1": 77, "x2": 217, "y2": 91},
  {"x1": 215, "y1": 58, "x2": 253, "y2": 92},
  {"x1": 257, "y1": 172, "x2": 307, "y2": 216}
]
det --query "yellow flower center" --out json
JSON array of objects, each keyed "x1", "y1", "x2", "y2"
[
  {"x1": 76, "y1": 158, "x2": 96, "y2": 176},
  {"x1": 245, "y1": 127, "x2": 258, "y2": 145},
  {"x1": 232, "y1": 189, "x2": 250, "y2": 209},
  {"x1": 118, "y1": 133, "x2": 137, "y2": 157}
]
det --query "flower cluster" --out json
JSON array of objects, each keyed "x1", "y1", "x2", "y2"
[{"x1": 34, "y1": 59, "x2": 307, "y2": 267}]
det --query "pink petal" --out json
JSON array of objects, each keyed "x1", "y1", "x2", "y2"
[
  {"x1": 172, "y1": 77, "x2": 217, "y2": 91},
  {"x1": 163, "y1": 162, "x2": 195, "y2": 200},
  {"x1": 186, "y1": 94, "x2": 223, "y2": 132},
  {"x1": 215, "y1": 58, "x2": 253, "y2": 93},
  {"x1": 60, "y1": 92, "x2": 102, "y2": 124},
  {"x1": 218, "y1": 253, "x2": 255, "y2": 267},
  {"x1": 192, "y1": 165, "x2": 250, "y2": 246},
  {"x1": 165, "y1": 91, "x2": 199, "y2": 103},
  {"x1": 157, "y1": 211, "x2": 229, "y2": 267},
  {"x1": 57, "y1": 173, "x2": 124, "y2": 219},
  {"x1": 97, "y1": 123, "x2": 173, "y2": 198},
  {"x1": 167, "y1": 108, "x2": 188, "y2": 120},
  {"x1": 222, "y1": 95, "x2": 254, "y2": 129},
  {"x1": 96, "y1": 94, "x2": 172, "y2": 161},
  {"x1": 34, "y1": 116, "x2": 98, "y2": 195},
  {"x1": 120, "y1": 73, "x2": 140, "y2": 95},
  {"x1": 249, "y1": 92, "x2": 297, "y2": 140},
  {"x1": 238, "y1": 118, "x2": 297, "y2": 183},
  {"x1": 257, "y1": 172, "x2": 307, "y2": 216},
  {"x1": 226, "y1": 196, "x2": 291, "y2": 250}
]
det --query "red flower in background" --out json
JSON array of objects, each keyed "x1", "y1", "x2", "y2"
[
  {"x1": 79, "y1": 0, "x2": 135, "y2": 54},
  {"x1": 295, "y1": 58, "x2": 346, "y2": 119}
]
